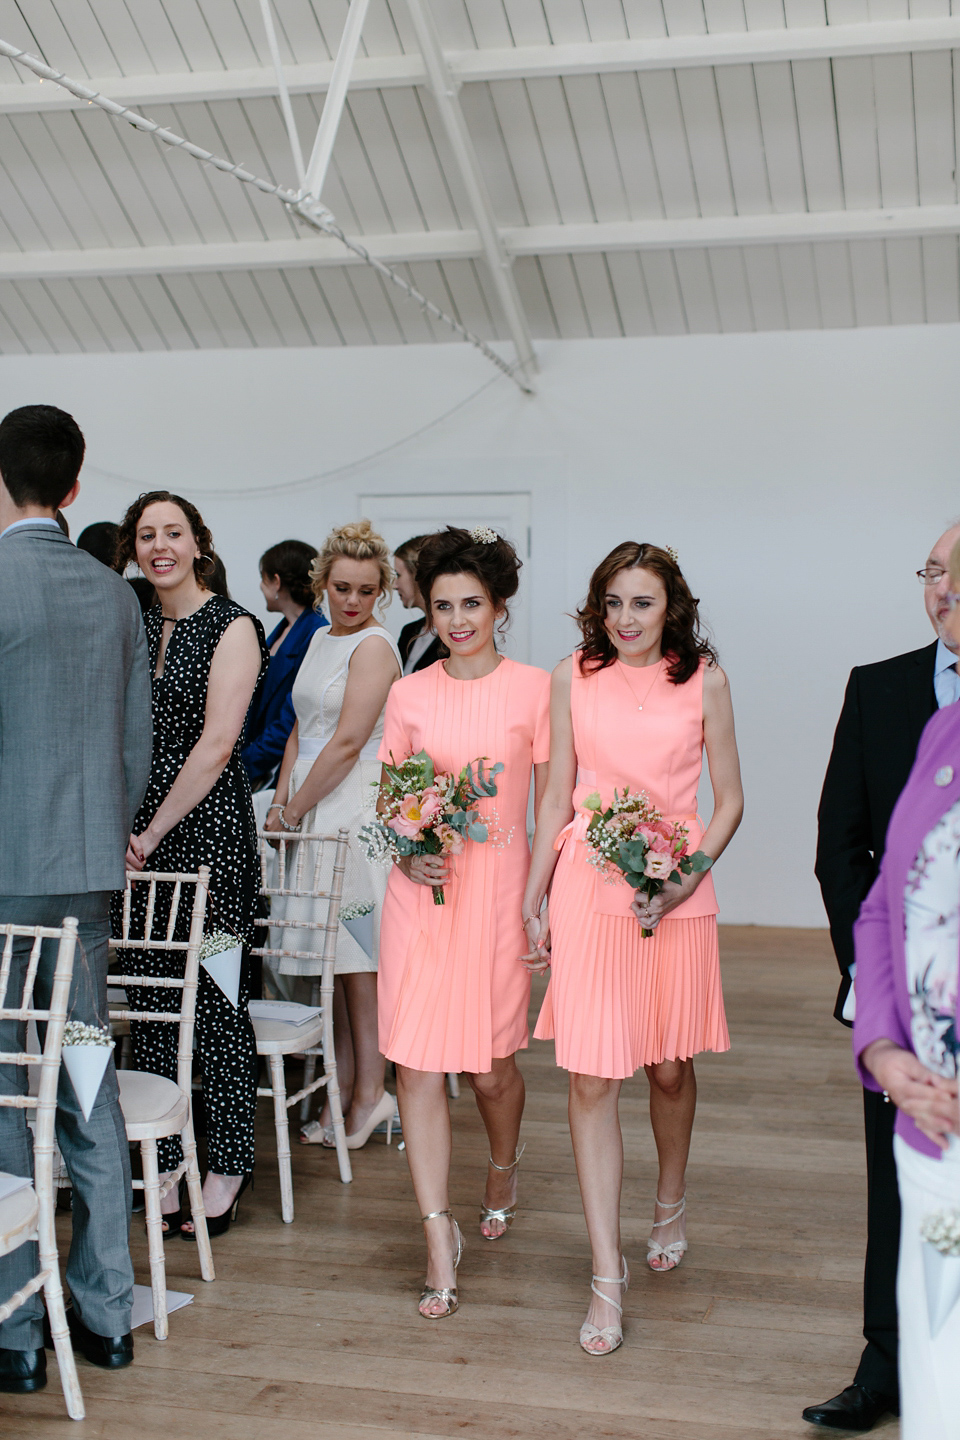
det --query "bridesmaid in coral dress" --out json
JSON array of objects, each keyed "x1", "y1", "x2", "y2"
[
  {"x1": 377, "y1": 527, "x2": 549, "y2": 1320},
  {"x1": 523, "y1": 542, "x2": 743, "y2": 1356}
]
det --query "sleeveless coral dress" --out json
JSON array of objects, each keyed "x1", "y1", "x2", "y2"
[
  {"x1": 377, "y1": 657, "x2": 550, "y2": 1074},
  {"x1": 535, "y1": 653, "x2": 730, "y2": 1078}
]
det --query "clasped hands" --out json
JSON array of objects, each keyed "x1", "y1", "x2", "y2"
[
  {"x1": 862, "y1": 1038, "x2": 960, "y2": 1150},
  {"x1": 125, "y1": 829, "x2": 159, "y2": 873},
  {"x1": 631, "y1": 870, "x2": 701, "y2": 930}
]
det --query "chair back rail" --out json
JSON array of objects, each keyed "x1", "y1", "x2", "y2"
[
  {"x1": 0, "y1": 918, "x2": 84, "y2": 1418},
  {"x1": 109, "y1": 867, "x2": 209, "y2": 1101}
]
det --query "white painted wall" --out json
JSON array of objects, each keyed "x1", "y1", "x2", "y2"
[{"x1": 3, "y1": 326, "x2": 958, "y2": 927}]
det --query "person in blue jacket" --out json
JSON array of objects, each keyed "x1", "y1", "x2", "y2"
[{"x1": 242, "y1": 540, "x2": 326, "y2": 791}]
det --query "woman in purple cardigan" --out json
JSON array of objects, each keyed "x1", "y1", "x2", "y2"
[{"x1": 854, "y1": 544, "x2": 960, "y2": 1440}]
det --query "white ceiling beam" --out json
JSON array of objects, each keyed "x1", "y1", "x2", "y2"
[
  {"x1": 8, "y1": 206, "x2": 960, "y2": 282},
  {"x1": 402, "y1": 0, "x2": 536, "y2": 386},
  {"x1": 5, "y1": 15, "x2": 960, "y2": 115},
  {"x1": 302, "y1": 0, "x2": 371, "y2": 202}
]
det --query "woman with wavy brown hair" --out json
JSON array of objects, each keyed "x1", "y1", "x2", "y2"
[
  {"x1": 112, "y1": 490, "x2": 268, "y2": 1239},
  {"x1": 523, "y1": 541, "x2": 743, "y2": 1355}
]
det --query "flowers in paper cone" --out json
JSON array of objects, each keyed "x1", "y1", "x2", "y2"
[
  {"x1": 62, "y1": 1021, "x2": 115, "y2": 1121},
  {"x1": 198, "y1": 930, "x2": 243, "y2": 1007},
  {"x1": 360, "y1": 749, "x2": 507, "y2": 904},
  {"x1": 340, "y1": 901, "x2": 375, "y2": 959},
  {"x1": 583, "y1": 787, "x2": 713, "y2": 938}
]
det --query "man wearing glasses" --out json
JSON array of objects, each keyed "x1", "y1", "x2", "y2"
[{"x1": 803, "y1": 523, "x2": 960, "y2": 1432}]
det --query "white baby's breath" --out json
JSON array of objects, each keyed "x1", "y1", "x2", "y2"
[
  {"x1": 340, "y1": 900, "x2": 375, "y2": 921},
  {"x1": 921, "y1": 1207, "x2": 960, "y2": 1256},
  {"x1": 198, "y1": 931, "x2": 240, "y2": 961},
  {"x1": 63, "y1": 1021, "x2": 114, "y2": 1048}
]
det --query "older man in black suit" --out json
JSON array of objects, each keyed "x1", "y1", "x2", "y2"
[{"x1": 803, "y1": 521, "x2": 960, "y2": 1432}]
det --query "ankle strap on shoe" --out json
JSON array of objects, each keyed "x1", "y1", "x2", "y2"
[
  {"x1": 488, "y1": 1142, "x2": 526, "y2": 1172},
  {"x1": 652, "y1": 1192, "x2": 686, "y2": 1228},
  {"x1": 421, "y1": 1209, "x2": 452, "y2": 1223},
  {"x1": 590, "y1": 1259, "x2": 628, "y2": 1314}
]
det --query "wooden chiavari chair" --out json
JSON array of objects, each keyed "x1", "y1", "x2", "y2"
[
  {"x1": 110, "y1": 868, "x2": 214, "y2": 1339},
  {"x1": 0, "y1": 918, "x2": 83, "y2": 1420},
  {"x1": 251, "y1": 829, "x2": 352, "y2": 1220}
]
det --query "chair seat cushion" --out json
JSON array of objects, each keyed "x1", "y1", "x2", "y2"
[
  {"x1": 252, "y1": 1017, "x2": 324, "y2": 1054},
  {"x1": 0, "y1": 1177, "x2": 38, "y2": 1259},
  {"x1": 118, "y1": 1070, "x2": 189, "y2": 1140}
]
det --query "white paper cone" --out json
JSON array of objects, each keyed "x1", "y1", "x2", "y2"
[
  {"x1": 922, "y1": 1239, "x2": 960, "y2": 1337},
  {"x1": 342, "y1": 910, "x2": 374, "y2": 959},
  {"x1": 201, "y1": 944, "x2": 242, "y2": 1007},
  {"x1": 62, "y1": 1043, "x2": 113, "y2": 1122}
]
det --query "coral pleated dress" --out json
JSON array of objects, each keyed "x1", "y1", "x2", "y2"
[
  {"x1": 377, "y1": 657, "x2": 550, "y2": 1074},
  {"x1": 535, "y1": 653, "x2": 730, "y2": 1078}
]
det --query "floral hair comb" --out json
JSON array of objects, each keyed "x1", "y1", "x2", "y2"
[{"x1": 470, "y1": 525, "x2": 499, "y2": 544}]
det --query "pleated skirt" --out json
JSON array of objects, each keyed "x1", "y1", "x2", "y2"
[{"x1": 534, "y1": 851, "x2": 730, "y2": 1078}]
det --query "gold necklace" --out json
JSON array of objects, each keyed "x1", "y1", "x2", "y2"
[{"x1": 616, "y1": 657, "x2": 663, "y2": 711}]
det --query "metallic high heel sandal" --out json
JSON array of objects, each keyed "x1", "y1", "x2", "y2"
[
  {"x1": 418, "y1": 1210, "x2": 463, "y2": 1319},
  {"x1": 479, "y1": 1143, "x2": 525, "y2": 1240},
  {"x1": 646, "y1": 1191, "x2": 687, "y2": 1272},
  {"x1": 579, "y1": 1259, "x2": 629, "y2": 1356}
]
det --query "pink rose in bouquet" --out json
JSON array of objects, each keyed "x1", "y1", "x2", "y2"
[
  {"x1": 389, "y1": 788, "x2": 443, "y2": 840},
  {"x1": 583, "y1": 786, "x2": 712, "y2": 938}
]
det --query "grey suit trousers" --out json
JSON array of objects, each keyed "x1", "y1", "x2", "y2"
[{"x1": 0, "y1": 893, "x2": 133, "y2": 1348}]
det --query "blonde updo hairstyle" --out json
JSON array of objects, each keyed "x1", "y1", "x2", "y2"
[{"x1": 310, "y1": 519, "x2": 394, "y2": 614}]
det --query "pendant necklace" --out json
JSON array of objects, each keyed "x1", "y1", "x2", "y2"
[{"x1": 616, "y1": 657, "x2": 664, "y2": 711}]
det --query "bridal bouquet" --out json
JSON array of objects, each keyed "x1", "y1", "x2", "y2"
[
  {"x1": 583, "y1": 787, "x2": 712, "y2": 937},
  {"x1": 359, "y1": 749, "x2": 505, "y2": 904}
]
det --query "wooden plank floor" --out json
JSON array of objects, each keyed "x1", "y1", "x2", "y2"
[{"x1": 1, "y1": 926, "x2": 900, "y2": 1438}]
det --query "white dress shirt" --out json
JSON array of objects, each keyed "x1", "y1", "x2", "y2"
[
  {"x1": 934, "y1": 638, "x2": 960, "y2": 709},
  {"x1": 0, "y1": 516, "x2": 61, "y2": 539}
]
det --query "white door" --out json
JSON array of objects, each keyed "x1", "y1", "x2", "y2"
[{"x1": 359, "y1": 492, "x2": 532, "y2": 661}]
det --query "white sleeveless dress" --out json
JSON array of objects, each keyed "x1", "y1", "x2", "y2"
[{"x1": 272, "y1": 626, "x2": 401, "y2": 976}]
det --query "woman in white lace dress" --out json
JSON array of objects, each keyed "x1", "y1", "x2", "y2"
[{"x1": 265, "y1": 521, "x2": 401, "y2": 1147}]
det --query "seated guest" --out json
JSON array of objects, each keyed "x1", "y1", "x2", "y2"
[
  {"x1": 77, "y1": 520, "x2": 119, "y2": 566},
  {"x1": 393, "y1": 534, "x2": 446, "y2": 675},
  {"x1": 855, "y1": 535, "x2": 960, "y2": 1440},
  {"x1": 242, "y1": 540, "x2": 326, "y2": 793},
  {"x1": 0, "y1": 404, "x2": 152, "y2": 1388},
  {"x1": 78, "y1": 519, "x2": 156, "y2": 614}
]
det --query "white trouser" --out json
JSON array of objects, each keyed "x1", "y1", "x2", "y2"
[{"x1": 894, "y1": 1133, "x2": 960, "y2": 1440}]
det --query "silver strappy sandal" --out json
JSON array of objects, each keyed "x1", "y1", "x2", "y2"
[
  {"x1": 418, "y1": 1209, "x2": 463, "y2": 1319},
  {"x1": 479, "y1": 1143, "x2": 525, "y2": 1240},
  {"x1": 579, "y1": 1258, "x2": 629, "y2": 1355},
  {"x1": 647, "y1": 1191, "x2": 688, "y2": 1272}
]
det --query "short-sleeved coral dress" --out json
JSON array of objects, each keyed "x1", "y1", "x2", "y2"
[
  {"x1": 377, "y1": 657, "x2": 550, "y2": 1074},
  {"x1": 535, "y1": 653, "x2": 730, "y2": 1078}
]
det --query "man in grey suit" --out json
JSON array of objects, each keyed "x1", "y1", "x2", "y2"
[{"x1": 0, "y1": 405, "x2": 152, "y2": 1393}]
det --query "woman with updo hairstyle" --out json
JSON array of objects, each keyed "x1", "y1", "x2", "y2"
[
  {"x1": 267, "y1": 520, "x2": 402, "y2": 1150},
  {"x1": 241, "y1": 540, "x2": 326, "y2": 793},
  {"x1": 376, "y1": 525, "x2": 550, "y2": 1321},
  {"x1": 523, "y1": 541, "x2": 743, "y2": 1356},
  {"x1": 112, "y1": 490, "x2": 269, "y2": 1238}
]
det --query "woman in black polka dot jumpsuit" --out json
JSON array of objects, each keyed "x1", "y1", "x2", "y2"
[{"x1": 112, "y1": 491, "x2": 268, "y2": 1233}]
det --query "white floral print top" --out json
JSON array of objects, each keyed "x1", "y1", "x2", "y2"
[{"x1": 904, "y1": 798, "x2": 960, "y2": 1078}]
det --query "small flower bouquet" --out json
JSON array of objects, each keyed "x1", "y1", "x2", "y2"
[
  {"x1": 360, "y1": 749, "x2": 505, "y2": 904},
  {"x1": 198, "y1": 929, "x2": 243, "y2": 1007},
  {"x1": 61, "y1": 1021, "x2": 115, "y2": 1122},
  {"x1": 583, "y1": 787, "x2": 713, "y2": 937},
  {"x1": 920, "y1": 1207, "x2": 960, "y2": 1336},
  {"x1": 340, "y1": 900, "x2": 375, "y2": 958}
]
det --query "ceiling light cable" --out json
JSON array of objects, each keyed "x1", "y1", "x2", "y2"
[{"x1": 0, "y1": 38, "x2": 533, "y2": 393}]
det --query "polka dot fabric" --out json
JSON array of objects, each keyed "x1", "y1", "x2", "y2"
[{"x1": 112, "y1": 596, "x2": 268, "y2": 1175}]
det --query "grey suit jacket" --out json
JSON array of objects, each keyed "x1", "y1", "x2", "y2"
[{"x1": 0, "y1": 523, "x2": 153, "y2": 895}]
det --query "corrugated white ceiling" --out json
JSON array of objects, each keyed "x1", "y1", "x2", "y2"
[{"x1": 1, "y1": 0, "x2": 959, "y2": 355}]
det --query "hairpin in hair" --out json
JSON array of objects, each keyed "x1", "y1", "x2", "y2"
[
  {"x1": 666, "y1": 545, "x2": 679, "y2": 565},
  {"x1": 470, "y1": 526, "x2": 499, "y2": 545}
]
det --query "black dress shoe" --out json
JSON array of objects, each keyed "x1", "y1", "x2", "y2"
[
  {"x1": 802, "y1": 1384, "x2": 899, "y2": 1431},
  {"x1": 0, "y1": 1346, "x2": 47, "y2": 1393},
  {"x1": 44, "y1": 1306, "x2": 133, "y2": 1369}
]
